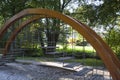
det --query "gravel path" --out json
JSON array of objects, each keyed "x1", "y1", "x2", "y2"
[
  {"x1": 0, "y1": 62, "x2": 112, "y2": 80},
  {"x1": 0, "y1": 63, "x2": 82, "y2": 80}
]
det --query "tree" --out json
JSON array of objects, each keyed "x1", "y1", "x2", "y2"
[
  {"x1": 73, "y1": 0, "x2": 120, "y2": 58},
  {"x1": 104, "y1": 27, "x2": 120, "y2": 58},
  {"x1": 0, "y1": 0, "x2": 28, "y2": 20},
  {"x1": 0, "y1": 0, "x2": 79, "y2": 54}
]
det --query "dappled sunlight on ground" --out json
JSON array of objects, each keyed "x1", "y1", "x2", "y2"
[{"x1": 0, "y1": 60, "x2": 112, "y2": 80}]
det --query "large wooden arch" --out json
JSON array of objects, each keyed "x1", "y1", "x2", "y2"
[{"x1": 0, "y1": 8, "x2": 120, "y2": 80}]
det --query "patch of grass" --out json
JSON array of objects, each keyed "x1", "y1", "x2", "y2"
[
  {"x1": 17, "y1": 57, "x2": 103, "y2": 67},
  {"x1": 58, "y1": 45, "x2": 94, "y2": 52},
  {"x1": 64, "y1": 58, "x2": 103, "y2": 67},
  {"x1": 17, "y1": 57, "x2": 55, "y2": 62},
  {"x1": 57, "y1": 45, "x2": 97, "y2": 58},
  {"x1": 58, "y1": 45, "x2": 94, "y2": 54}
]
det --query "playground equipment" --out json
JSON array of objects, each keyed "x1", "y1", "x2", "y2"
[{"x1": 0, "y1": 8, "x2": 120, "y2": 80}]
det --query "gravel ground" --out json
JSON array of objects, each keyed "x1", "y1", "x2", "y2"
[
  {"x1": 0, "y1": 63, "x2": 83, "y2": 80},
  {"x1": 0, "y1": 62, "x2": 112, "y2": 80}
]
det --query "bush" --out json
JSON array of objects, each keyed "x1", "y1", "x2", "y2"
[
  {"x1": 116, "y1": 52, "x2": 120, "y2": 60},
  {"x1": 76, "y1": 40, "x2": 88, "y2": 46},
  {"x1": 23, "y1": 48, "x2": 44, "y2": 57},
  {"x1": 73, "y1": 52, "x2": 98, "y2": 59},
  {"x1": 60, "y1": 48, "x2": 97, "y2": 59}
]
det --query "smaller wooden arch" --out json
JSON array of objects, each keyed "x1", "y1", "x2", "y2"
[
  {"x1": 0, "y1": 9, "x2": 120, "y2": 80},
  {"x1": 4, "y1": 15, "x2": 42, "y2": 53}
]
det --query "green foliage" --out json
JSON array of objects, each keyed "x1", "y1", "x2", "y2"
[
  {"x1": 0, "y1": 16, "x2": 4, "y2": 26},
  {"x1": 97, "y1": 0, "x2": 120, "y2": 24},
  {"x1": 0, "y1": 0, "x2": 120, "y2": 61},
  {"x1": 0, "y1": 31, "x2": 11, "y2": 48},
  {"x1": 0, "y1": 0, "x2": 28, "y2": 18},
  {"x1": 73, "y1": 0, "x2": 120, "y2": 59},
  {"x1": 64, "y1": 58, "x2": 103, "y2": 66},
  {"x1": 74, "y1": 5, "x2": 97, "y2": 26},
  {"x1": 23, "y1": 48, "x2": 44, "y2": 57},
  {"x1": 105, "y1": 28, "x2": 120, "y2": 59},
  {"x1": 74, "y1": 0, "x2": 120, "y2": 26},
  {"x1": 74, "y1": 52, "x2": 97, "y2": 59},
  {"x1": 76, "y1": 40, "x2": 88, "y2": 46},
  {"x1": 58, "y1": 45, "x2": 96, "y2": 58}
]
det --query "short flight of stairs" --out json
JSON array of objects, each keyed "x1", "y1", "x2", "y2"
[
  {"x1": 73, "y1": 66, "x2": 111, "y2": 80},
  {"x1": 74, "y1": 67, "x2": 93, "y2": 76},
  {"x1": 87, "y1": 74, "x2": 105, "y2": 80},
  {"x1": 0, "y1": 53, "x2": 16, "y2": 65}
]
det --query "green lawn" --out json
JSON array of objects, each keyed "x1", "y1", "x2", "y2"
[
  {"x1": 57, "y1": 44, "x2": 95, "y2": 53},
  {"x1": 64, "y1": 58, "x2": 103, "y2": 67}
]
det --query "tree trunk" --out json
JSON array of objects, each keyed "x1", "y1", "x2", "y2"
[{"x1": 45, "y1": 31, "x2": 59, "y2": 54}]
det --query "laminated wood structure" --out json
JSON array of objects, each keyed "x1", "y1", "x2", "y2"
[{"x1": 0, "y1": 9, "x2": 120, "y2": 80}]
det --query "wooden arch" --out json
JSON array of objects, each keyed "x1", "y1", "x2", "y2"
[
  {"x1": 0, "y1": 8, "x2": 120, "y2": 80},
  {"x1": 5, "y1": 15, "x2": 43, "y2": 52}
]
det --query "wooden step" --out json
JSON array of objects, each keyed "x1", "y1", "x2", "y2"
[
  {"x1": 0, "y1": 55, "x2": 16, "y2": 63},
  {"x1": 2, "y1": 55, "x2": 16, "y2": 57},
  {"x1": 0, "y1": 57, "x2": 15, "y2": 60},
  {"x1": 1, "y1": 57, "x2": 15, "y2": 60},
  {"x1": 0, "y1": 59, "x2": 13, "y2": 63},
  {"x1": 0, "y1": 62, "x2": 5, "y2": 65},
  {"x1": 1, "y1": 56, "x2": 16, "y2": 59},
  {"x1": 63, "y1": 63, "x2": 81, "y2": 68},
  {"x1": 0, "y1": 53, "x2": 16, "y2": 65},
  {"x1": 89, "y1": 74, "x2": 104, "y2": 80},
  {"x1": 74, "y1": 67, "x2": 93, "y2": 76}
]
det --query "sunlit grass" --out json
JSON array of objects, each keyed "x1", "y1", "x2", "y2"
[
  {"x1": 57, "y1": 44, "x2": 95, "y2": 53},
  {"x1": 64, "y1": 58, "x2": 103, "y2": 67}
]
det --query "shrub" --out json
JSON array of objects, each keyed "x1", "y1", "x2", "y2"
[
  {"x1": 23, "y1": 48, "x2": 44, "y2": 57},
  {"x1": 73, "y1": 52, "x2": 97, "y2": 59},
  {"x1": 76, "y1": 40, "x2": 88, "y2": 46}
]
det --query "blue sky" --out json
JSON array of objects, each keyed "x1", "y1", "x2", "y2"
[{"x1": 66, "y1": 0, "x2": 104, "y2": 12}]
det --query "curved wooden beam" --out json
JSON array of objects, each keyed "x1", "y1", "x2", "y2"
[
  {"x1": 5, "y1": 15, "x2": 120, "y2": 70},
  {"x1": 0, "y1": 9, "x2": 28, "y2": 38},
  {"x1": 0, "y1": 8, "x2": 120, "y2": 80},
  {"x1": 74, "y1": 18, "x2": 120, "y2": 69}
]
